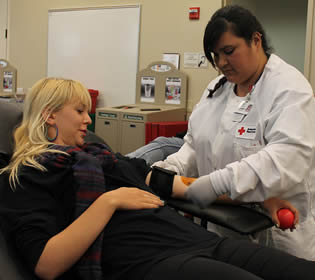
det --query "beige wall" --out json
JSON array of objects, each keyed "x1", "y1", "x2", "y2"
[
  {"x1": 308, "y1": 1, "x2": 315, "y2": 89},
  {"x1": 8, "y1": 0, "x2": 222, "y2": 112}
]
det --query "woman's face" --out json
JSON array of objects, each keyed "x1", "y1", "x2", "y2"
[
  {"x1": 47, "y1": 99, "x2": 92, "y2": 147},
  {"x1": 212, "y1": 31, "x2": 262, "y2": 86}
]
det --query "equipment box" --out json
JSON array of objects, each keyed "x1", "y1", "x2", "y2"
[{"x1": 95, "y1": 61, "x2": 187, "y2": 154}]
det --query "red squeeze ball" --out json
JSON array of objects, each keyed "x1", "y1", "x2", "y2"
[{"x1": 277, "y1": 208, "x2": 295, "y2": 229}]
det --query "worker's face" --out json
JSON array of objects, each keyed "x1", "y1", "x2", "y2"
[
  {"x1": 212, "y1": 31, "x2": 261, "y2": 86},
  {"x1": 46, "y1": 99, "x2": 92, "y2": 147}
]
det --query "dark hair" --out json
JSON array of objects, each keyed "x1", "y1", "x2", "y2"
[
  {"x1": 203, "y1": 5, "x2": 273, "y2": 68},
  {"x1": 207, "y1": 76, "x2": 227, "y2": 98}
]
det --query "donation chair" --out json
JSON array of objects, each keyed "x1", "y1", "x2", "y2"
[{"x1": 0, "y1": 100, "x2": 273, "y2": 279}]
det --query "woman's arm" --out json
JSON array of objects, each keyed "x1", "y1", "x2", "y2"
[
  {"x1": 146, "y1": 171, "x2": 299, "y2": 229},
  {"x1": 35, "y1": 187, "x2": 163, "y2": 280},
  {"x1": 210, "y1": 92, "x2": 315, "y2": 202}
]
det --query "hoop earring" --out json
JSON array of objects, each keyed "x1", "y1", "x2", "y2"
[{"x1": 45, "y1": 124, "x2": 59, "y2": 142}]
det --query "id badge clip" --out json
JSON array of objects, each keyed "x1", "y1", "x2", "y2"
[
  {"x1": 232, "y1": 101, "x2": 253, "y2": 122},
  {"x1": 236, "y1": 100, "x2": 253, "y2": 115}
]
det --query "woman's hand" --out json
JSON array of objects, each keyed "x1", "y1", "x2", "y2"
[
  {"x1": 262, "y1": 197, "x2": 299, "y2": 231},
  {"x1": 104, "y1": 187, "x2": 164, "y2": 210}
]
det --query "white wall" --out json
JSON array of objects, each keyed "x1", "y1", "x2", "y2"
[{"x1": 8, "y1": 0, "x2": 222, "y2": 113}]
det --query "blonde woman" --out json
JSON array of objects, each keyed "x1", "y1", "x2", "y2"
[{"x1": 0, "y1": 77, "x2": 314, "y2": 280}]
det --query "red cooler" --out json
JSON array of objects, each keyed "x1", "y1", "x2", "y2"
[{"x1": 88, "y1": 89, "x2": 99, "y2": 114}]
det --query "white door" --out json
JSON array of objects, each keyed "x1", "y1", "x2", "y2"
[{"x1": 0, "y1": 0, "x2": 8, "y2": 59}]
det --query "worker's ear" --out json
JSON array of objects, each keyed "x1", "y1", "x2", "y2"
[
  {"x1": 42, "y1": 108, "x2": 56, "y2": 126},
  {"x1": 252, "y1": 32, "x2": 262, "y2": 47}
]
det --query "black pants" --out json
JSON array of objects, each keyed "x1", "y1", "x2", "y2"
[{"x1": 145, "y1": 238, "x2": 315, "y2": 280}]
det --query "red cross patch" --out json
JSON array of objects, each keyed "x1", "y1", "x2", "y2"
[
  {"x1": 235, "y1": 124, "x2": 257, "y2": 139},
  {"x1": 238, "y1": 127, "x2": 246, "y2": 135}
]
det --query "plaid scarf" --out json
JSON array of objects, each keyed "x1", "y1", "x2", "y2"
[{"x1": 40, "y1": 142, "x2": 117, "y2": 280}]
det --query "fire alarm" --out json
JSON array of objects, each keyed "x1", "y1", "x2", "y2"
[{"x1": 189, "y1": 7, "x2": 200, "y2": 20}]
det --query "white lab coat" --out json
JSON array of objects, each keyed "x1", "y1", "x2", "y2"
[{"x1": 155, "y1": 54, "x2": 315, "y2": 260}]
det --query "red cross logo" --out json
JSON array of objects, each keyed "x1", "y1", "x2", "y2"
[{"x1": 238, "y1": 127, "x2": 246, "y2": 135}]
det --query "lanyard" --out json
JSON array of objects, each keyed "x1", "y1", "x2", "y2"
[
  {"x1": 232, "y1": 85, "x2": 255, "y2": 122},
  {"x1": 246, "y1": 84, "x2": 255, "y2": 102}
]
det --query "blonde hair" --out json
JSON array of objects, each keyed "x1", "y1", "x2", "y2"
[{"x1": 1, "y1": 77, "x2": 91, "y2": 189}]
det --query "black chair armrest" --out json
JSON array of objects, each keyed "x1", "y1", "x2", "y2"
[{"x1": 167, "y1": 198, "x2": 273, "y2": 235}]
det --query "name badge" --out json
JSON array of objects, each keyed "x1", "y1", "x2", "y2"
[
  {"x1": 235, "y1": 100, "x2": 253, "y2": 115},
  {"x1": 235, "y1": 124, "x2": 257, "y2": 139}
]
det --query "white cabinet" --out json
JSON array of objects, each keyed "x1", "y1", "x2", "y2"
[
  {"x1": 95, "y1": 111, "x2": 121, "y2": 152},
  {"x1": 96, "y1": 105, "x2": 186, "y2": 154}
]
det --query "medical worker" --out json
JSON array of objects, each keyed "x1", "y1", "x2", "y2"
[{"x1": 154, "y1": 5, "x2": 315, "y2": 260}]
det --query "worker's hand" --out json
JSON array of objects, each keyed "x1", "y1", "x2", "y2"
[
  {"x1": 184, "y1": 175, "x2": 218, "y2": 208},
  {"x1": 262, "y1": 197, "x2": 299, "y2": 231},
  {"x1": 105, "y1": 187, "x2": 164, "y2": 210}
]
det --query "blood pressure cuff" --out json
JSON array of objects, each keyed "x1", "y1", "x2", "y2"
[{"x1": 149, "y1": 166, "x2": 176, "y2": 199}]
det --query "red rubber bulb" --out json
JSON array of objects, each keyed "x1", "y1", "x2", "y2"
[{"x1": 277, "y1": 208, "x2": 295, "y2": 229}]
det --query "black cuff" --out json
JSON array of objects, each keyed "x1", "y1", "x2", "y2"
[{"x1": 149, "y1": 166, "x2": 176, "y2": 199}]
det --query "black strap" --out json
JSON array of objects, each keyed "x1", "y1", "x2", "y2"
[{"x1": 149, "y1": 166, "x2": 176, "y2": 199}]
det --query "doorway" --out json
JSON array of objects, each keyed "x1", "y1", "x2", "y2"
[
  {"x1": 0, "y1": 0, "x2": 8, "y2": 59},
  {"x1": 223, "y1": 0, "x2": 311, "y2": 77}
]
